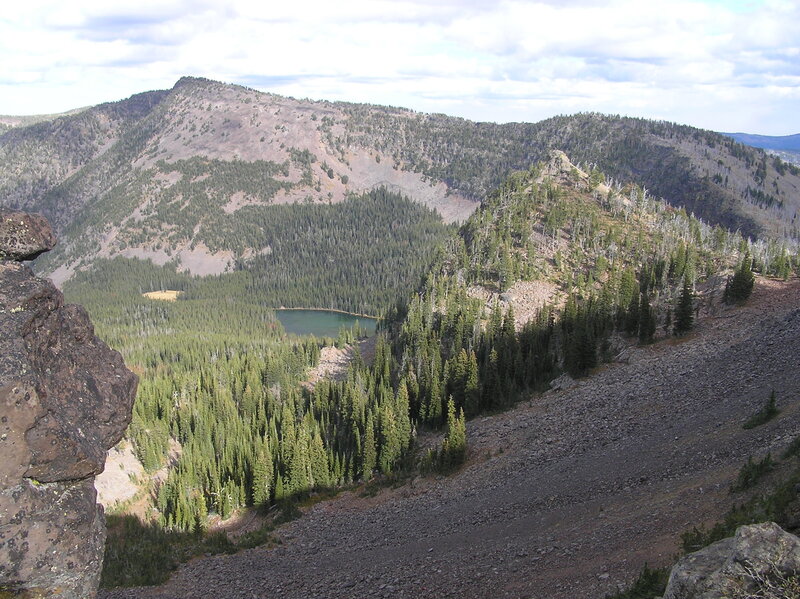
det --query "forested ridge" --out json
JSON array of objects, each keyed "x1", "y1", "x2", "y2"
[
  {"x1": 339, "y1": 106, "x2": 800, "y2": 238},
  {"x1": 63, "y1": 153, "x2": 799, "y2": 588},
  {"x1": 3, "y1": 76, "x2": 799, "y2": 288},
  {"x1": 381, "y1": 155, "x2": 798, "y2": 430}
]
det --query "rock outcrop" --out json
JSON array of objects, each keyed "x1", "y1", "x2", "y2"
[
  {"x1": 663, "y1": 522, "x2": 800, "y2": 599},
  {"x1": 0, "y1": 209, "x2": 138, "y2": 598},
  {"x1": 0, "y1": 211, "x2": 56, "y2": 262}
]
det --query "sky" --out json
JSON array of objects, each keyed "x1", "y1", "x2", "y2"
[{"x1": 1, "y1": 0, "x2": 798, "y2": 134}]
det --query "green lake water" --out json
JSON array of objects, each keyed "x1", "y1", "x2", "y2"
[{"x1": 275, "y1": 309, "x2": 378, "y2": 338}]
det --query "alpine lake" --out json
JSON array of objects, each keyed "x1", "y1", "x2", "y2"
[{"x1": 274, "y1": 309, "x2": 378, "y2": 338}]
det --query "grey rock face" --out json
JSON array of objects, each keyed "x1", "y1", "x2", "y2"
[
  {"x1": 663, "y1": 522, "x2": 800, "y2": 599},
  {"x1": 0, "y1": 210, "x2": 57, "y2": 261},
  {"x1": 0, "y1": 213, "x2": 137, "y2": 598},
  {"x1": 0, "y1": 479, "x2": 105, "y2": 598}
]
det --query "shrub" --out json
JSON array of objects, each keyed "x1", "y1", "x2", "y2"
[
  {"x1": 724, "y1": 253, "x2": 755, "y2": 304},
  {"x1": 603, "y1": 564, "x2": 668, "y2": 599},
  {"x1": 731, "y1": 454, "x2": 775, "y2": 493},
  {"x1": 782, "y1": 434, "x2": 800, "y2": 460},
  {"x1": 743, "y1": 390, "x2": 779, "y2": 430}
]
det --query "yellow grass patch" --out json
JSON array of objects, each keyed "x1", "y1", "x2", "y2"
[{"x1": 142, "y1": 290, "x2": 182, "y2": 302}]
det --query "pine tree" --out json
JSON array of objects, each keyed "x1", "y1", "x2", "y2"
[
  {"x1": 378, "y1": 402, "x2": 400, "y2": 474},
  {"x1": 274, "y1": 472, "x2": 285, "y2": 501},
  {"x1": 499, "y1": 246, "x2": 513, "y2": 291},
  {"x1": 624, "y1": 292, "x2": 640, "y2": 336},
  {"x1": 251, "y1": 441, "x2": 273, "y2": 507},
  {"x1": 309, "y1": 428, "x2": 330, "y2": 489},
  {"x1": 576, "y1": 319, "x2": 597, "y2": 375},
  {"x1": 464, "y1": 351, "x2": 480, "y2": 416},
  {"x1": 441, "y1": 397, "x2": 467, "y2": 470},
  {"x1": 674, "y1": 281, "x2": 694, "y2": 335},
  {"x1": 638, "y1": 293, "x2": 655, "y2": 344},
  {"x1": 724, "y1": 253, "x2": 755, "y2": 304},
  {"x1": 362, "y1": 411, "x2": 376, "y2": 479},
  {"x1": 288, "y1": 424, "x2": 311, "y2": 494},
  {"x1": 394, "y1": 381, "x2": 412, "y2": 452}
]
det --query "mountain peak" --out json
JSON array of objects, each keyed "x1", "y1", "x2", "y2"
[
  {"x1": 172, "y1": 75, "x2": 217, "y2": 90},
  {"x1": 538, "y1": 149, "x2": 584, "y2": 181}
]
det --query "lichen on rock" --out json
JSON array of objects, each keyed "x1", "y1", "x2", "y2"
[
  {"x1": 0, "y1": 211, "x2": 137, "y2": 598},
  {"x1": 0, "y1": 210, "x2": 57, "y2": 262},
  {"x1": 663, "y1": 522, "x2": 800, "y2": 599}
]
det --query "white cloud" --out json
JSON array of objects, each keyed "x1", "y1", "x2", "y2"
[{"x1": 0, "y1": 0, "x2": 797, "y2": 134}]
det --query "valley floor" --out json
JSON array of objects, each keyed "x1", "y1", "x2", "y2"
[{"x1": 102, "y1": 278, "x2": 800, "y2": 599}]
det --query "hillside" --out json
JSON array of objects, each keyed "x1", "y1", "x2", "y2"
[
  {"x1": 0, "y1": 107, "x2": 90, "y2": 132},
  {"x1": 769, "y1": 150, "x2": 800, "y2": 168},
  {"x1": 1, "y1": 77, "x2": 799, "y2": 288},
  {"x1": 100, "y1": 276, "x2": 800, "y2": 599},
  {"x1": 67, "y1": 150, "x2": 797, "y2": 592}
]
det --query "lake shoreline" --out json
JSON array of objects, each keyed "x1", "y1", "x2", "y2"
[
  {"x1": 276, "y1": 307, "x2": 382, "y2": 320},
  {"x1": 275, "y1": 308, "x2": 380, "y2": 338}
]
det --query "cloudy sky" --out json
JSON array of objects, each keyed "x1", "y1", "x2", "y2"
[{"x1": 1, "y1": 0, "x2": 798, "y2": 134}]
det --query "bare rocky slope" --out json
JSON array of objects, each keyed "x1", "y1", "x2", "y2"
[
  {"x1": 2, "y1": 77, "x2": 798, "y2": 284},
  {"x1": 102, "y1": 276, "x2": 800, "y2": 599},
  {"x1": 0, "y1": 210, "x2": 138, "y2": 598}
]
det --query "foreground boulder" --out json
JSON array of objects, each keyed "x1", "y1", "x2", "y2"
[
  {"x1": 663, "y1": 522, "x2": 800, "y2": 598},
  {"x1": 0, "y1": 211, "x2": 137, "y2": 598},
  {"x1": 0, "y1": 210, "x2": 56, "y2": 261}
]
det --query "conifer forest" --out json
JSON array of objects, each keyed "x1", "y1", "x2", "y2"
[{"x1": 62, "y1": 154, "x2": 798, "y2": 586}]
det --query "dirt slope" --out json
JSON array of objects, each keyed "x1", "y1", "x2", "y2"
[{"x1": 102, "y1": 278, "x2": 800, "y2": 599}]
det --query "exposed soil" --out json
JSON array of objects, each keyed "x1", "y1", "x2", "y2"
[
  {"x1": 133, "y1": 81, "x2": 478, "y2": 223},
  {"x1": 95, "y1": 441, "x2": 146, "y2": 509},
  {"x1": 468, "y1": 280, "x2": 559, "y2": 329},
  {"x1": 304, "y1": 337, "x2": 378, "y2": 388},
  {"x1": 101, "y1": 278, "x2": 800, "y2": 599}
]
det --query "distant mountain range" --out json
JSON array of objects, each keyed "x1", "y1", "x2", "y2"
[
  {"x1": 721, "y1": 132, "x2": 800, "y2": 168},
  {"x1": 722, "y1": 132, "x2": 800, "y2": 152},
  {"x1": 1, "y1": 77, "x2": 799, "y2": 285}
]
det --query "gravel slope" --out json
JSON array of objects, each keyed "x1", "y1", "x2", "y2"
[{"x1": 103, "y1": 278, "x2": 800, "y2": 599}]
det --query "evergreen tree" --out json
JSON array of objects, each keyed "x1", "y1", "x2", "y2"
[
  {"x1": 378, "y1": 402, "x2": 400, "y2": 474},
  {"x1": 499, "y1": 247, "x2": 514, "y2": 291},
  {"x1": 394, "y1": 381, "x2": 412, "y2": 453},
  {"x1": 441, "y1": 397, "x2": 467, "y2": 469},
  {"x1": 638, "y1": 292, "x2": 655, "y2": 344},
  {"x1": 724, "y1": 253, "x2": 755, "y2": 304},
  {"x1": 464, "y1": 351, "x2": 480, "y2": 416},
  {"x1": 251, "y1": 441, "x2": 273, "y2": 507},
  {"x1": 362, "y1": 411, "x2": 377, "y2": 479},
  {"x1": 674, "y1": 281, "x2": 694, "y2": 335},
  {"x1": 624, "y1": 293, "x2": 640, "y2": 336}
]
